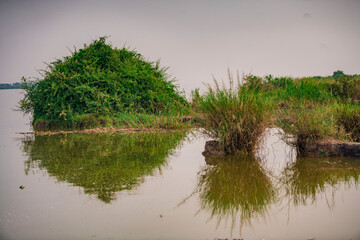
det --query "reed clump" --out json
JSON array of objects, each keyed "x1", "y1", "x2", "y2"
[
  {"x1": 278, "y1": 101, "x2": 341, "y2": 152},
  {"x1": 199, "y1": 72, "x2": 273, "y2": 154}
]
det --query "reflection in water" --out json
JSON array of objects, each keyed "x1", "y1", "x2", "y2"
[
  {"x1": 22, "y1": 132, "x2": 186, "y2": 203},
  {"x1": 280, "y1": 157, "x2": 360, "y2": 207},
  {"x1": 191, "y1": 152, "x2": 360, "y2": 236},
  {"x1": 196, "y1": 155, "x2": 276, "y2": 233}
]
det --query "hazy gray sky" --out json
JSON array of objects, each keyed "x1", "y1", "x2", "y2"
[{"x1": 1, "y1": 0, "x2": 359, "y2": 92}]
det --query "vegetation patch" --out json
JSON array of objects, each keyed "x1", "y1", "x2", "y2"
[
  {"x1": 336, "y1": 103, "x2": 360, "y2": 142},
  {"x1": 277, "y1": 101, "x2": 341, "y2": 153},
  {"x1": 18, "y1": 37, "x2": 359, "y2": 155},
  {"x1": 197, "y1": 71, "x2": 360, "y2": 155},
  {"x1": 20, "y1": 37, "x2": 189, "y2": 130}
]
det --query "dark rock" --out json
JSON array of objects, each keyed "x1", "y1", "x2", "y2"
[
  {"x1": 202, "y1": 140, "x2": 226, "y2": 157},
  {"x1": 180, "y1": 115, "x2": 201, "y2": 124},
  {"x1": 302, "y1": 139, "x2": 360, "y2": 158},
  {"x1": 180, "y1": 116, "x2": 192, "y2": 123}
]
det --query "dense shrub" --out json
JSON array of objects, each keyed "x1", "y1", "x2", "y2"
[
  {"x1": 264, "y1": 76, "x2": 294, "y2": 90},
  {"x1": 20, "y1": 37, "x2": 188, "y2": 125},
  {"x1": 330, "y1": 75, "x2": 360, "y2": 102},
  {"x1": 336, "y1": 103, "x2": 360, "y2": 142},
  {"x1": 243, "y1": 74, "x2": 264, "y2": 91},
  {"x1": 278, "y1": 77, "x2": 333, "y2": 103}
]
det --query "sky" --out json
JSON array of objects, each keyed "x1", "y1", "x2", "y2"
[{"x1": 0, "y1": 0, "x2": 359, "y2": 93}]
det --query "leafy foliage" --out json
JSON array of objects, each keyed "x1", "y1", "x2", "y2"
[
  {"x1": 332, "y1": 70, "x2": 346, "y2": 79},
  {"x1": 330, "y1": 75, "x2": 360, "y2": 102},
  {"x1": 20, "y1": 37, "x2": 188, "y2": 127}
]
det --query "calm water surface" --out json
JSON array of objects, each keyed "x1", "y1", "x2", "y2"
[{"x1": 1, "y1": 90, "x2": 360, "y2": 240}]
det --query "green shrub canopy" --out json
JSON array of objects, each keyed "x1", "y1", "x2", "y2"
[{"x1": 20, "y1": 37, "x2": 187, "y2": 122}]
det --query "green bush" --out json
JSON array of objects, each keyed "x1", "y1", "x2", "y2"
[
  {"x1": 330, "y1": 75, "x2": 360, "y2": 102},
  {"x1": 278, "y1": 77, "x2": 333, "y2": 103},
  {"x1": 243, "y1": 74, "x2": 264, "y2": 91},
  {"x1": 20, "y1": 37, "x2": 188, "y2": 127},
  {"x1": 332, "y1": 70, "x2": 346, "y2": 79},
  {"x1": 336, "y1": 103, "x2": 360, "y2": 142},
  {"x1": 264, "y1": 76, "x2": 294, "y2": 90}
]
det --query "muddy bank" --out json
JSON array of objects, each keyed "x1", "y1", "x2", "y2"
[
  {"x1": 18, "y1": 127, "x2": 186, "y2": 136},
  {"x1": 202, "y1": 140, "x2": 226, "y2": 157},
  {"x1": 301, "y1": 139, "x2": 360, "y2": 158},
  {"x1": 203, "y1": 139, "x2": 360, "y2": 158}
]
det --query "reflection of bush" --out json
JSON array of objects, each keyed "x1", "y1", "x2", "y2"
[
  {"x1": 22, "y1": 132, "x2": 185, "y2": 203},
  {"x1": 281, "y1": 157, "x2": 360, "y2": 206},
  {"x1": 197, "y1": 155, "x2": 275, "y2": 232}
]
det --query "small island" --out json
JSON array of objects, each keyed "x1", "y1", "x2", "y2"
[
  {"x1": 19, "y1": 37, "x2": 192, "y2": 132},
  {"x1": 19, "y1": 37, "x2": 360, "y2": 157}
]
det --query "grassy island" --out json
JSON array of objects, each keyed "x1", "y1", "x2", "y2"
[
  {"x1": 19, "y1": 37, "x2": 359, "y2": 155},
  {"x1": 196, "y1": 70, "x2": 360, "y2": 155},
  {"x1": 20, "y1": 37, "x2": 190, "y2": 131}
]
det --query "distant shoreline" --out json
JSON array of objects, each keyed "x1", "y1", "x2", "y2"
[
  {"x1": 0, "y1": 88, "x2": 22, "y2": 90},
  {"x1": 0, "y1": 82, "x2": 23, "y2": 90}
]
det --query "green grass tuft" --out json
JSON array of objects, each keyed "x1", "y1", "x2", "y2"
[{"x1": 199, "y1": 72, "x2": 273, "y2": 154}]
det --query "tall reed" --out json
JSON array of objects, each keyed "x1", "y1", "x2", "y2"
[{"x1": 199, "y1": 71, "x2": 273, "y2": 154}]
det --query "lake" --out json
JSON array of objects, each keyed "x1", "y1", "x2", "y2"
[{"x1": 0, "y1": 89, "x2": 359, "y2": 240}]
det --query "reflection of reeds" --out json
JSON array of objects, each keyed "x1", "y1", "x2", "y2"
[
  {"x1": 280, "y1": 157, "x2": 360, "y2": 207},
  {"x1": 196, "y1": 154, "x2": 276, "y2": 234},
  {"x1": 22, "y1": 132, "x2": 186, "y2": 203}
]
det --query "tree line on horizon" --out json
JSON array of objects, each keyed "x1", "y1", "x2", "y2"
[{"x1": 0, "y1": 82, "x2": 24, "y2": 89}]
